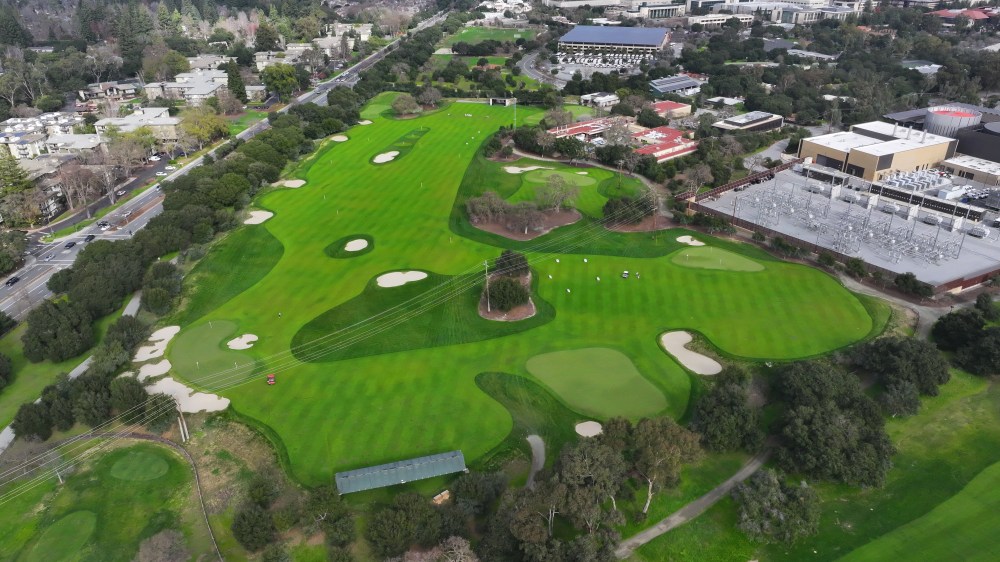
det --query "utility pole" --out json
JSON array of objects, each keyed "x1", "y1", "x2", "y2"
[{"x1": 484, "y1": 260, "x2": 491, "y2": 313}]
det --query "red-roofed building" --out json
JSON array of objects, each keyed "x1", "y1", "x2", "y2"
[
  {"x1": 651, "y1": 100, "x2": 692, "y2": 119},
  {"x1": 547, "y1": 117, "x2": 625, "y2": 141},
  {"x1": 928, "y1": 9, "x2": 992, "y2": 24},
  {"x1": 632, "y1": 126, "x2": 698, "y2": 163}
]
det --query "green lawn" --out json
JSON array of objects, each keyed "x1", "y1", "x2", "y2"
[
  {"x1": 442, "y1": 27, "x2": 536, "y2": 47},
  {"x1": 163, "y1": 93, "x2": 876, "y2": 486},
  {"x1": 671, "y1": 246, "x2": 765, "y2": 272},
  {"x1": 228, "y1": 110, "x2": 268, "y2": 135},
  {"x1": 525, "y1": 348, "x2": 667, "y2": 419},
  {"x1": 0, "y1": 443, "x2": 213, "y2": 560}
]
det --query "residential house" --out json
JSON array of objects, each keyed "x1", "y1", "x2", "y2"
[
  {"x1": 78, "y1": 79, "x2": 143, "y2": 103},
  {"x1": 95, "y1": 107, "x2": 180, "y2": 142}
]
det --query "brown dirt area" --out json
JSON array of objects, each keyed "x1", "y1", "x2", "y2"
[
  {"x1": 606, "y1": 214, "x2": 672, "y2": 233},
  {"x1": 473, "y1": 209, "x2": 581, "y2": 241},
  {"x1": 479, "y1": 273, "x2": 536, "y2": 322}
]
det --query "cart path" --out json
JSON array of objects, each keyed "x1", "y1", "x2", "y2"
[
  {"x1": 615, "y1": 450, "x2": 770, "y2": 560},
  {"x1": 526, "y1": 434, "x2": 544, "y2": 489}
]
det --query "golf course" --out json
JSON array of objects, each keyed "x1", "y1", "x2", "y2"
[{"x1": 163, "y1": 93, "x2": 877, "y2": 486}]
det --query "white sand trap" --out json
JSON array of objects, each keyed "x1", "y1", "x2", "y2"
[
  {"x1": 576, "y1": 171, "x2": 588, "y2": 175},
  {"x1": 283, "y1": 179, "x2": 306, "y2": 188},
  {"x1": 227, "y1": 334, "x2": 258, "y2": 350},
  {"x1": 575, "y1": 421, "x2": 603, "y2": 437},
  {"x1": 133, "y1": 326, "x2": 181, "y2": 362},
  {"x1": 677, "y1": 235, "x2": 705, "y2": 246},
  {"x1": 244, "y1": 210, "x2": 274, "y2": 225},
  {"x1": 145, "y1": 376, "x2": 230, "y2": 413},
  {"x1": 503, "y1": 165, "x2": 551, "y2": 174},
  {"x1": 358, "y1": 119, "x2": 373, "y2": 125},
  {"x1": 377, "y1": 271, "x2": 428, "y2": 288},
  {"x1": 136, "y1": 360, "x2": 172, "y2": 381},
  {"x1": 433, "y1": 47, "x2": 453, "y2": 55},
  {"x1": 373, "y1": 151, "x2": 399, "y2": 164},
  {"x1": 330, "y1": 135, "x2": 348, "y2": 142},
  {"x1": 345, "y1": 239, "x2": 369, "y2": 251},
  {"x1": 660, "y1": 331, "x2": 722, "y2": 375}
]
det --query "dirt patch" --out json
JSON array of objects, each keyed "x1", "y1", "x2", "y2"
[
  {"x1": 479, "y1": 273, "x2": 536, "y2": 322},
  {"x1": 473, "y1": 209, "x2": 581, "y2": 241},
  {"x1": 607, "y1": 214, "x2": 671, "y2": 233}
]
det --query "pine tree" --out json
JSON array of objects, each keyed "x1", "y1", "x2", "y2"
[
  {"x1": 0, "y1": 150, "x2": 32, "y2": 196},
  {"x1": 225, "y1": 62, "x2": 248, "y2": 102}
]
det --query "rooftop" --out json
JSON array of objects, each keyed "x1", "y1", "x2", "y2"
[
  {"x1": 945, "y1": 155, "x2": 1000, "y2": 175},
  {"x1": 649, "y1": 75, "x2": 702, "y2": 92},
  {"x1": 335, "y1": 451, "x2": 466, "y2": 494},
  {"x1": 652, "y1": 100, "x2": 690, "y2": 112},
  {"x1": 560, "y1": 25, "x2": 668, "y2": 47}
]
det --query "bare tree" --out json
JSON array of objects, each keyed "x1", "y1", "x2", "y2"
[
  {"x1": 544, "y1": 107, "x2": 573, "y2": 128},
  {"x1": 535, "y1": 129, "x2": 556, "y2": 152},
  {"x1": 684, "y1": 164, "x2": 714, "y2": 191},
  {"x1": 604, "y1": 120, "x2": 632, "y2": 146},
  {"x1": 85, "y1": 45, "x2": 123, "y2": 84},
  {"x1": 417, "y1": 86, "x2": 442, "y2": 107},
  {"x1": 536, "y1": 174, "x2": 579, "y2": 211}
]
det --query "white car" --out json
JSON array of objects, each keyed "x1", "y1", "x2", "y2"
[
  {"x1": 149, "y1": 155, "x2": 161, "y2": 161},
  {"x1": 164, "y1": 165, "x2": 177, "y2": 171},
  {"x1": 156, "y1": 171, "x2": 168, "y2": 177}
]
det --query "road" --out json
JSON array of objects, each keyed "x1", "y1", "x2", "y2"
[
  {"x1": 516, "y1": 52, "x2": 567, "y2": 89},
  {"x1": 0, "y1": 12, "x2": 446, "y2": 323}
]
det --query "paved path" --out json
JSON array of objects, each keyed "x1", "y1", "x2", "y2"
[
  {"x1": 525, "y1": 434, "x2": 544, "y2": 489},
  {"x1": 837, "y1": 275, "x2": 955, "y2": 339},
  {"x1": 615, "y1": 450, "x2": 771, "y2": 560}
]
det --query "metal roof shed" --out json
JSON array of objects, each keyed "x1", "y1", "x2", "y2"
[
  {"x1": 560, "y1": 26, "x2": 668, "y2": 48},
  {"x1": 335, "y1": 451, "x2": 467, "y2": 494}
]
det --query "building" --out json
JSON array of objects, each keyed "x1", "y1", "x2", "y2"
[
  {"x1": 651, "y1": 100, "x2": 692, "y2": 118},
  {"x1": 941, "y1": 155, "x2": 1000, "y2": 187},
  {"x1": 187, "y1": 54, "x2": 236, "y2": 71},
  {"x1": 254, "y1": 50, "x2": 304, "y2": 71},
  {"x1": 0, "y1": 132, "x2": 46, "y2": 159},
  {"x1": 77, "y1": 79, "x2": 143, "y2": 103},
  {"x1": 19, "y1": 154, "x2": 76, "y2": 220},
  {"x1": 884, "y1": 104, "x2": 1000, "y2": 163},
  {"x1": 787, "y1": 49, "x2": 839, "y2": 61},
  {"x1": 624, "y1": 3, "x2": 687, "y2": 19},
  {"x1": 706, "y1": 96, "x2": 744, "y2": 108},
  {"x1": 314, "y1": 35, "x2": 353, "y2": 58},
  {"x1": 797, "y1": 121, "x2": 957, "y2": 181},
  {"x1": 145, "y1": 70, "x2": 258, "y2": 106},
  {"x1": 334, "y1": 451, "x2": 466, "y2": 494},
  {"x1": 558, "y1": 25, "x2": 669, "y2": 54},
  {"x1": 687, "y1": 13, "x2": 755, "y2": 28},
  {"x1": 95, "y1": 107, "x2": 180, "y2": 142},
  {"x1": 548, "y1": 117, "x2": 626, "y2": 142},
  {"x1": 44, "y1": 134, "x2": 103, "y2": 155},
  {"x1": 1, "y1": 113, "x2": 84, "y2": 137},
  {"x1": 714, "y1": 111, "x2": 784, "y2": 132},
  {"x1": 649, "y1": 75, "x2": 702, "y2": 97},
  {"x1": 580, "y1": 92, "x2": 620, "y2": 108},
  {"x1": 901, "y1": 59, "x2": 943, "y2": 75},
  {"x1": 927, "y1": 8, "x2": 994, "y2": 26},
  {"x1": 325, "y1": 22, "x2": 373, "y2": 42},
  {"x1": 632, "y1": 126, "x2": 698, "y2": 162}
]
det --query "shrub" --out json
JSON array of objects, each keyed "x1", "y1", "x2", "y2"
[
  {"x1": 231, "y1": 503, "x2": 277, "y2": 552},
  {"x1": 732, "y1": 468, "x2": 819, "y2": 543},
  {"x1": 487, "y1": 277, "x2": 529, "y2": 312},
  {"x1": 894, "y1": 272, "x2": 933, "y2": 298}
]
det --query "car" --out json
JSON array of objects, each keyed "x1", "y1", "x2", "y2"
[
  {"x1": 4, "y1": 276, "x2": 19, "y2": 287},
  {"x1": 116, "y1": 189, "x2": 126, "y2": 196},
  {"x1": 84, "y1": 234, "x2": 96, "y2": 242},
  {"x1": 98, "y1": 221, "x2": 111, "y2": 231},
  {"x1": 164, "y1": 165, "x2": 177, "y2": 171},
  {"x1": 123, "y1": 210, "x2": 133, "y2": 218},
  {"x1": 44, "y1": 254, "x2": 54, "y2": 261},
  {"x1": 149, "y1": 155, "x2": 161, "y2": 161},
  {"x1": 156, "y1": 171, "x2": 168, "y2": 177},
  {"x1": 64, "y1": 241, "x2": 76, "y2": 248},
  {"x1": 267, "y1": 374, "x2": 276, "y2": 385}
]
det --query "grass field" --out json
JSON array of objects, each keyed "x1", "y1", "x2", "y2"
[
  {"x1": 525, "y1": 348, "x2": 667, "y2": 418},
  {"x1": 163, "y1": 92, "x2": 876, "y2": 486},
  {"x1": 630, "y1": 370, "x2": 1000, "y2": 562},
  {"x1": 442, "y1": 27, "x2": 536, "y2": 46},
  {"x1": 0, "y1": 443, "x2": 213, "y2": 560},
  {"x1": 671, "y1": 246, "x2": 765, "y2": 272},
  {"x1": 228, "y1": 110, "x2": 268, "y2": 135}
]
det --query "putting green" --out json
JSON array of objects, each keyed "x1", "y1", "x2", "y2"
[
  {"x1": 325, "y1": 234, "x2": 374, "y2": 258},
  {"x1": 525, "y1": 348, "x2": 667, "y2": 419},
  {"x1": 671, "y1": 246, "x2": 765, "y2": 272},
  {"x1": 110, "y1": 450, "x2": 170, "y2": 481},
  {"x1": 25, "y1": 511, "x2": 96, "y2": 562},
  {"x1": 524, "y1": 169, "x2": 598, "y2": 188},
  {"x1": 503, "y1": 160, "x2": 638, "y2": 218},
  {"x1": 169, "y1": 320, "x2": 262, "y2": 388}
]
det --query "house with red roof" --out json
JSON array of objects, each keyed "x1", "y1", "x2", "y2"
[
  {"x1": 651, "y1": 100, "x2": 692, "y2": 119},
  {"x1": 632, "y1": 126, "x2": 698, "y2": 163}
]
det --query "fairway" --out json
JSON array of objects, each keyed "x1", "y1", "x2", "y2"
[
  {"x1": 110, "y1": 450, "x2": 170, "y2": 481},
  {"x1": 526, "y1": 348, "x2": 668, "y2": 418},
  {"x1": 671, "y1": 246, "x2": 765, "y2": 272},
  {"x1": 163, "y1": 93, "x2": 876, "y2": 485},
  {"x1": 25, "y1": 511, "x2": 96, "y2": 562},
  {"x1": 443, "y1": 27, "x2": 536, "y2": 46}
]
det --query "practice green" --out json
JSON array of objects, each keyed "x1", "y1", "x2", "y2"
[
  {"x1": 671, "y1": 246, "x2": 765, "y2": 272},
  {"x1": 110, "y1": 450, "x2": 169, "y2": 481},
  {"x1": 25, "y1": 511, "x2": 96, "y2": 562}
]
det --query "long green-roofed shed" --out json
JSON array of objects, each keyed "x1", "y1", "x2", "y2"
[{"x1": 335, "y1": 451, "x2": 467, "y2": 494}]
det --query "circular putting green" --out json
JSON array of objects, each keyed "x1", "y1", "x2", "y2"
[
  {"x1": 525, "y1": 348, "x2": 667, "y2": 419},
  {"x1": 26, "y1": 511, "x2": 96, "y2": 562},
  {"x1": 524, "y1": 169, "x2": 598, "y2": 188},
  {"x1": 671, "y1": 246, "x2": 765, "y2": 272},
  {"x1": 325, "y1": 234, "x2": 374, "y2": 258},
  {"x1": 110, "y1": 450, "x2": 170, "y2": 481}
]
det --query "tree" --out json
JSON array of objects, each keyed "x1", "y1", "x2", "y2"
[
  {"x1": 217, "y1": 88, "x2": 243, "y2": 115},
  {"x1": 556, "y1": 439, "x2": 628, "y2": 532},
  {"x1": 144, "y1": 393, "x2": 176, "y2": 433},
  {"x1": 604, "y1": 120, "x2": 632, "y2": 146},
  {"x1": 110, "y1": 376, "x2": 148, "y2": 414},
  {"x1": 894, "y1": 272, "x2": 933, "y2": 298},
  {"x1": 853, "y1": 337, "x2": 950, "y2": 408},
  {"x1": 494, "y1": 250, "x2": 529, "y2": 277},
  {"x1": 231, "y1": 503, "x2": 277, "y2": 552},
  {"x1": 957, "y1": 327, "x2": 1000, "y2": 377},
  {"x1": 85, "y1": 45, "x2": 124, "y2": 84},
  {"x1": 545, "y1": 107, "x2": 573, "y2": 128},
  {"x1": 0, "y1": 352, "x2": 10, "y2": 391},
  {"x1": 225, "y1": 62, "x2": 249, "y2": 103},
  {"x1": 22, "y1": 300, "x2": 93, "y2": 363},
  {"x1": 932, "y1": 309, "x2": 985, "y2": 352},
  {"x1": 976, "y1": 293, "x2": 999, "y2": 321},
  {"x1": 633, "y1": 417, "x2": 702, "y2": 513},
  {"x1": 691, "y1": 366, "x2": 763, "y2": 452},
  {"x1": 0, "y1": 150, "x2": 32, "y2": 197},
  {"x1": 488, "y1": 276, "x2": 529, "y2": 312},
  {"x1": 255, "y1": 23, "x2": 281, "y2": 52},
  {"x1": 417, "y1": 86, "x2": 442, "y2": 107},
  {"x1": 452, "y1": 471, "x2": 507, "y2": 515},
  {"x1": 391, "y1": 93, "x2": 421, "y2": 116},
  {"x1": 12, "y1": 401, "x2": 52, "y2": 441},
  {"x1": 732, "y1": 469, "x2": 819, "y2": 543},
  {"x1": 261, "y1": 63, "x2": 299, "y2": 102},
  {"x1": 367, "y1": 492, "x2": 444, "y2": 559},
  {"x1": 180, "y1": 107, "x2": 229, "y2": 150},
  {"x1": 135, "y1": 529, "x2": 190, "y2": 562},
  {"x1": 247, "y1": 471, "x2": 281, "y2": 508},
  {"x1": 535, "y1": 174, "x2": 579, "y2": 211}
]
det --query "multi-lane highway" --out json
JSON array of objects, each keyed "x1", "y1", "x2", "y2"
[{"x1": 0, "y1": 12, "x2": 447, "y2": 322}]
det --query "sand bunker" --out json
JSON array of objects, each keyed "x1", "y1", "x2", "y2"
[
  {"x1": 677, "y1": 235, "x2": 705, "y2": 246},
  {"x1": 504, "y1": 165, "x2": 551, "y2": 174},
  {"x1": 358, "y1": 120, "x2": 373, "y2": 125},
  {"x1": 227, "y1": 334, "x2": 258, "y2": 350},
  {"x1": 330, "y1": 135, "x2": 348, "y2": 142},
  {"x1": 133, "y1": 326, "x2": 180, "y2": 362},
  {"x1": 373, "y1": 151, "x2": 399, "y2": 164},
  {"x1": 660, "y1": 331, "x2": 722, "y2": 375},
  {"x1": 244, "y1": 210, "x2": 274, "y2": 225},
  {"x1": 145, "y1": 376, "x2": 230, "y2": 413},
  {"x1": 575, "y1": 421, "x2": 603, "y2": 437},
  {"x1": 345, "y1": 239, "x2": 369, "y2": 252},
  {"x1": 283, "y1": 179, "x2": 306, "y2": 188},
  {"x1": 576, "y1": 171, "x2": 588, "y2": 175},
  {"x1": 377, "y1": 271, "x2": 428, "y2": 288},
  {"x1": 136, "y1": 360, "x2": 172, "y2": 381}
]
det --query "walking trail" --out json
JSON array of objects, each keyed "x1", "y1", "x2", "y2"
[
  {"x1": 525, "y1": 434, "x2": 544, "y2": 489},
  {"x1": 837, "y1": 274, "x2": 953, "y2": 339},
  {"x1": 615, "y1": 450, "x2": 771, "y2": 560}
]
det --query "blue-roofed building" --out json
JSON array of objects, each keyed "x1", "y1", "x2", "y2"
[
  {"x1": 334, "y1": 451, "x2": 468, "y2": 494},
  {"x1": 558, "y1": 25, "x2": 669, "y2": 54}
]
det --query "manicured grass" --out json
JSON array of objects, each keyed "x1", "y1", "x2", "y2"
[
  {"x1": 525, "y1": 348, "x2": 667, "y2": 419},
  {"x1": 370, "y1": 127, "x2": 429, "y2": 164},
  {"x1": 165, "y1": 98, "x2": 876, "y2": 486},
  {"x1": 442, "y1": 27, "x2": 536, "y2": 46},
  {"x1": 169, "y1": 320, "x2": 262, "y2": 388},
  {"x1": 325, "y1": 234, "x2": 375, "y2": 258},
  {"x1": 521, "y1": 104, "x2": 593, "y2": 126},
  {"x1": 0, "y1": 443, "x2": 213, "y2": 560},
  {"x1": 670, "y1": 246, "x2": 765, "y2": 272},
  {"x1": 228, "y1": 110, "x2": 268, "y2": 135}
]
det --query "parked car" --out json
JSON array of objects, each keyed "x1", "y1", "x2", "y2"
[
  {"x1": 156, "y1": 171, "x2": 168, "y2": 177},
  {"x1": 116, "y1": 189, "x2": 126, "y2": 196},
  {"x1": 44, "y1": 254, "x2": 54, "y2": 261},
  {"x1": 64, "y1": 241, "x2": 76, "y2": 248},
  {"x1": 84, "y1": 234, "x2": 96, "y2": 242},
  {"x1": 149, "y1": 155, "x2": 161, "y2": 161},
  {"x1": 4, "y1": 276, "x2": 19, "y2": 287},
  {"x1": 98, "y1": 221, "x2": 111, "y2": 230},
  {"x1": 164, "y1": 165, "x2": 177, "y2": 171}
]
